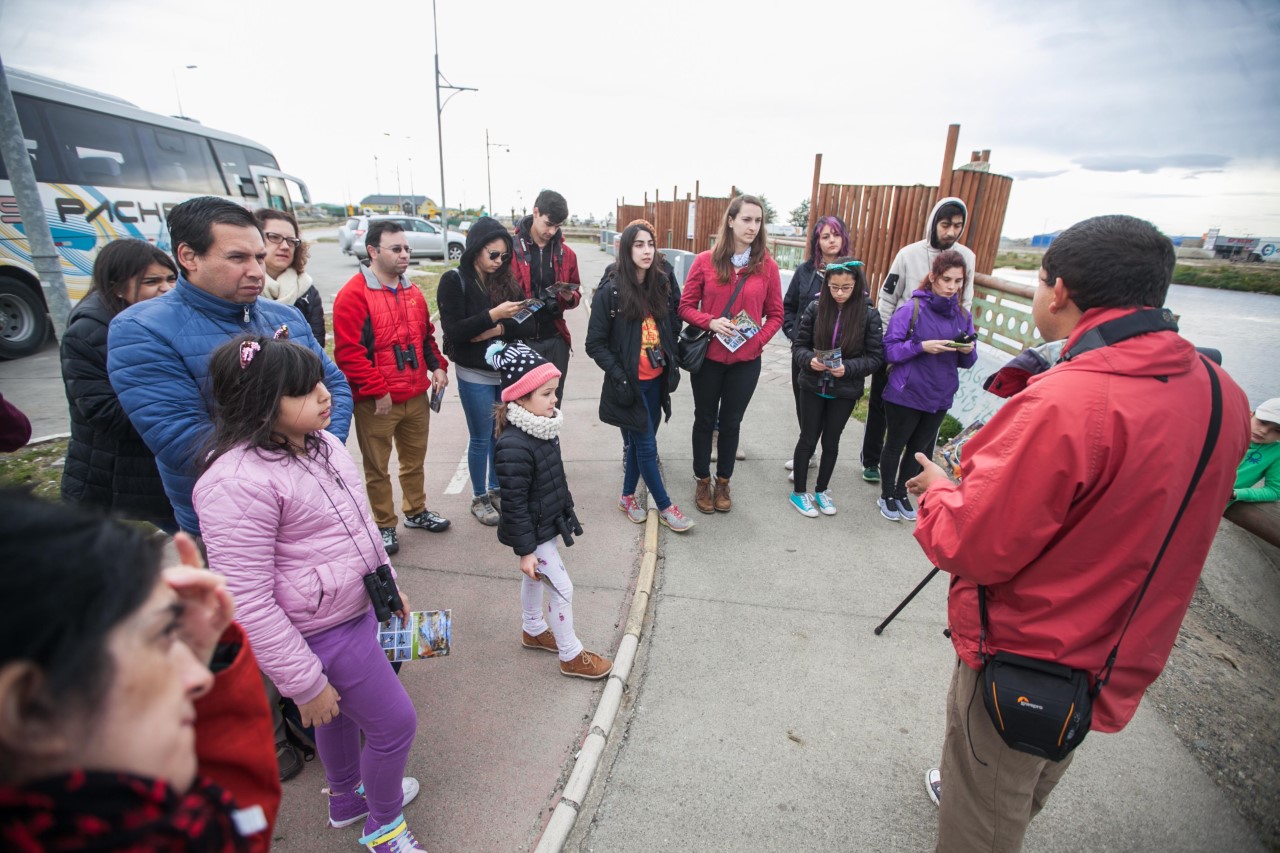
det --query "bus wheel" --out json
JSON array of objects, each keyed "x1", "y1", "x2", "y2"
[{"x1": 0, "y1": 278, "x2": 50, "y2": 360}]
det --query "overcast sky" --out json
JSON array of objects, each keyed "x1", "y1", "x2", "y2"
[{"x1": 2, "y1": 0, "x2": 1277, "y2": 238}]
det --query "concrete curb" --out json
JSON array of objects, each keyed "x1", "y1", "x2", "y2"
[{"x1": 533, "y1": 508, "x2": 660, "y2": 853}]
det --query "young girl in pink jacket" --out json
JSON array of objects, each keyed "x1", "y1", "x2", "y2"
[{"x1": 193, "y1": 334, "x2": 426, "y2": 853}]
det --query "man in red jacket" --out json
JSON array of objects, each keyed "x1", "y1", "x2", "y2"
[
  {"x1": 334, "y1": 221, "x2": 450, "y2": 555},
  {"x1": 906, "y1": 215, "x2": 1250, "y2": 853},
  {"x1": 511, "y1": 189, "x2": 581, "y2": 404}
]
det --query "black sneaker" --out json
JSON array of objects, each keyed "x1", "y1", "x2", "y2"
[
  {"x1": 277, "y1": 742, "x2": 303, "y2": 782},
  {"x1": 896, "y1": 493, "x2": 917, "y2": 521},
  {"x1": 379, "y1": 527, "x2": 399, "y2": 554},
  {"x1": 925, "y1": 768, "x2": 941, "y2": 805},
  {"x1": 404, "y1": 509, "x2": 450, "y2": 532}
]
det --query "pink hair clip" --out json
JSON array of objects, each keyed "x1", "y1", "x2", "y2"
[
  {"x1": 239, "y1": 340, "x2": 261, "y2": 369},
  {"x1": 273, "y1": 324, "x2": 290, "y2": 340}
]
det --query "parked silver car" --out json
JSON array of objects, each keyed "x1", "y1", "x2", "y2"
[{"x1": 344, "y1": 215, "x2": 466, "y2": 261}]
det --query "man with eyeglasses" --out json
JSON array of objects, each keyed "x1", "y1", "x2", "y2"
[
  {"x1": 333, "y1": 220, "x2": 451, "y2": 555},
  {"x1": 511, "y1": 189, "x2": 582, "y2": 403}
]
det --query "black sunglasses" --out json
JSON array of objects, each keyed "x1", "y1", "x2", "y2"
[{"x1": 487, "y1": 250, "x2": 512, "y2": 262}]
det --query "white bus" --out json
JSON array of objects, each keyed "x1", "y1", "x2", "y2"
[{"x1": 0, "y1": 69, "x2": 310, "y2": 358}]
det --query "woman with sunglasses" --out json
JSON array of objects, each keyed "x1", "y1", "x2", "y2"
[
  {"x1": 253, "y1": 209, "x2": 326, "y2": 345},
  {"x1": 437, "y1": 216, "x2": 538, "y2": 525},
  {"x1": 787, "y1": 258, "x2": 883, "y2": 517},
  {"x1": 60, "y1": 238, "x2": 178, "y2": 531}
]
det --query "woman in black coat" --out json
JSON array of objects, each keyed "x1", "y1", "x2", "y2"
[
  {"x1": 787, "y1": 258, "x2": 883, "y2": 518},
  {"x1": 585, "y1": 221, "x2": 693, "y2": 532},
  {"x1": 60, "y1": 239, "x2": 177, "y2": 530},
  {"x1": 254, "y1": 208, "x2": 326, "y2": 344}
]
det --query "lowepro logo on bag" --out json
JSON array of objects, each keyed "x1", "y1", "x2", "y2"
[{"x1": 1016, "y1": 695, "x2": 1044, "y2": 710}]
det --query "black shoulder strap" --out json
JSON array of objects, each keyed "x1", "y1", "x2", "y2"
[
  {"x1": 721, "y1": 271, "x2": 750, "y2": 319},
  {"x1": 980, "y1": 356, "x2": 1224, "y2": 696},
  {"x1": 907, "y1": 297, "x2": 921, "y2": 339},
  {"x1": 1060, "y1": 308, "x2": 1179, "y2": 362}
]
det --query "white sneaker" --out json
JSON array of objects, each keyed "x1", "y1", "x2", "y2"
[
  {"x1": 926, "y1": 768, "x2": 941, "y2": 806},
  {"x1": 784, "y1": 458, "x2": 795, "y2": 471}
]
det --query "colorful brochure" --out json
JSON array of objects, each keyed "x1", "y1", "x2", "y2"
[
  {"x1": 378, "y1": 610, "x2": 452, "y2": 662},
  {"x1": 513, "y1": 298, "x2": 545, "y2": 323},
  {"x1": 715, "y1": 309, "x2": 762, "y2": 352},
  {"x1": 814, "y1": 348, "x2": 843, "y2": 370}
]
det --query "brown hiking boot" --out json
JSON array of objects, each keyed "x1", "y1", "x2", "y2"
[
  {"x1": 522, "y1": 630, "x2": 558, "y2": 654},
  {"x1": 560, "y1": 650, "x2": 613, "y2": 680},
  {"x1": 694, "y1": 476, "x2": 715, "y2": 514},
  {"x1": 714, "y1": 476, "x2": 732, "y2": 512}
]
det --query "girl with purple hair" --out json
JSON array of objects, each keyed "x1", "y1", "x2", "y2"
[{"x1": 781, "y1": 215, "x2": 851, "y2": 477}]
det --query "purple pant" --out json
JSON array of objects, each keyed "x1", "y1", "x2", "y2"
[{"x1": 306, "y1": 609, "x2": 417, "y2": 825}]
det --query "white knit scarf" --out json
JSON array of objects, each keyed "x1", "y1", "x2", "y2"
[
  {"x1": 505, "y1": 402, "x2": 562, "y2": 440},
  {"x1": 265, "y1": 268, "x2": 312, "y2": 304}
]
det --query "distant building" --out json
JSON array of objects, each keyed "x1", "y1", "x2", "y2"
[
  {"x1": 1030, "y1": 230, "x2": 1062, "y2": 248},
  {"x1": 359, "y1": 194, "x2": 439, "y2": 217}
]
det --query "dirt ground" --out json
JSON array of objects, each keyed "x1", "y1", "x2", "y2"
[{"x1": 1147, "y1": 579, "x2": 1280, "y2": 850}]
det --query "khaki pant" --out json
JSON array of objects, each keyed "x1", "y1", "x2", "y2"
[
  {"x1": 353, "y1": 395, "x2": 430, "y2": 529},
  {"x1": 936, "y1": 658, "x2": 1074, "y2": 853}
]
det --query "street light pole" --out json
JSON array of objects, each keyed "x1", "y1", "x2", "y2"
[
  {"x1": 485, "y1": 128, "x2": 508, "y2": 216},
  {"x1": 170, "y1": 64, "x2": 196, "y2": 118},
  {"x1": 433, "y1": 0, "x2": 476, "y2": 236}
]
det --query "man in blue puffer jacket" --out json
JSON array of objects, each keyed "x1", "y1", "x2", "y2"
[{"x1": 109, "y1": 197, "x2": 352, "y2": 537}]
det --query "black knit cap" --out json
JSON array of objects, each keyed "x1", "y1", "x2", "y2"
[{"x1": 485, "y1": 340, "x2": 562, "y2": 402}]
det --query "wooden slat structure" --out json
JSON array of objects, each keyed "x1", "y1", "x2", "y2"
[
  {"x1": 806, "y1": 126, "x2": 1013, "y2": 302},
  {"x1": 615, "y1": 126, "x2": 1012, "y2": 300}
]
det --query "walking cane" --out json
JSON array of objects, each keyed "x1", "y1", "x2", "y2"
[{"x1": 873, "y1": 566, "x2": 940, "y2": 635}]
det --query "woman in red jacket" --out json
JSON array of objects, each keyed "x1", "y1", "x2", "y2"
[{"x1": 678, "y1": 194, "x2": 783, "y2": 514}]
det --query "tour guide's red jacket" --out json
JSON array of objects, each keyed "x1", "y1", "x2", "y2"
[
  {"x1": 914, "y1": 307, "x2": 1249, "y2": 733},
  {"x1": 333, "y1": 268, "x2": 448, "y2": 404}
]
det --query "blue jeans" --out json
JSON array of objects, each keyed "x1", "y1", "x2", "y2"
[
  {"x1": 456, "y1": 376, "x2": 500, "y2": 496},
  {"x1": 622, "y1": 378, "x2": 671, "y2": 511}
]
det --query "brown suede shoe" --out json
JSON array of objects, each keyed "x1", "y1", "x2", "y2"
[
  {"x1": 714, "y1": 476, "x2": 732, "y2": 512},
  {"x1": 522, "y1": 630, "x2": 558, "y2": 654},
  {"x1": 694, "y1": 476, "x2": 715, "y2": 514},
  {"x1": 560, "y1": 650, "x2": 613, "y2": 680}
]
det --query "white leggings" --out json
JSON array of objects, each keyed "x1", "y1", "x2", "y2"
[{"x1": 520, "y1": 539, "x2": 584, "y2": 662}]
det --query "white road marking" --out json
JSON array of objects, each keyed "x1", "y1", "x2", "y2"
[{"x1": 443, "y1": 452, "x2": 470, "y2": 495}]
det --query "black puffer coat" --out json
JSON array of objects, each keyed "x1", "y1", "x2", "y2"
[
  {"x1": 791, "y1": 299, "x2": 884, "y2": 400},
  {"x1": 495, "y1": 420, "x2": 580, "y2": 556},
  {"x1": 294, "y1": 284, "x2": 326, "y2": 346},
  {"x1": 59, "y1": 291, "x2": 175, "y2": 526},
  {"x1": 585, "y1": 271, "x2": 682, "y2": 434}
]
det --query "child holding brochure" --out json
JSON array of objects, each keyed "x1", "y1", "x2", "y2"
[
  {"x1": 489, "y1": 340, "x2": 614, "y2": 680},
  {"x1": 788, "y1": 258, "x2": 884, "y2": 516},
  {"x1": 193, "y1": 334, "x2": 426, "y2": 853}
]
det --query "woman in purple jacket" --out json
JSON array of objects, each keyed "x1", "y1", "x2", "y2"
[{"x1": 878, "y1": 249, "x2": 976, "y2": 522}]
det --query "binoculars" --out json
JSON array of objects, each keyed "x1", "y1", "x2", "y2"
[
  {"x1": 393, "y1": 343, "x2": 419, "y2": 371},
  {"x1": 362, "y1": 564, "x2": 404, "y2": 622}
]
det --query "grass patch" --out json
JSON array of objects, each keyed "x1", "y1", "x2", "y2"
[
  {"x1": 939, "y1": 414, "x2": 962, "y2": 442},
  {"x1": 995, "y1": 251, "x2": 1043, "y2": 270},
  {"x1": 1173, "y1": 263, "x2": 1280, "y2": 296},
  {"x1": 0, "y1": 438, "x2": 68, "y2": 500},
  {"x1": 312, "y1": 236, "x2": 338, "y2": 243},
  {"x1": 851, "y1": 394, "x2": 869, "y2": 423}
]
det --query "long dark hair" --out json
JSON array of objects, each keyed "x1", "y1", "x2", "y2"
[
  {"x1": 814, "y1": 257, "x2": 869, "y2": 356},
  {"x1": 473, "y1": 232, "x2": 522, "y2": 305},
  {"x1": 90, "y1": 239, "x2": 178, "y2": 316},
  {"x1": 0, "y1": 488, "x2": 162, "y2": 732},
  {"x1": 202, "y1": 334, "x2": 329, "y2": 472},
  {"x1": 615, "y1": 222, "x2": 669, "y2": 321},
  {"x1": 711, "y1": 194, "x2": 769, "y2": 282}
]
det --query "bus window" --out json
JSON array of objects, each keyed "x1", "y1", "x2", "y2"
[
  {"x1": 0, "y1": 95, "x2": 60, "y2": 182},
  {"x1": 212, "y1": 140, "x2": 251, "y2": 197},
  {"x1": 42, "y1": 102, "x2": 150, "y2": 190},
  {"x1": 139, "y1": 126, "x2": 223, "y2": 194}
]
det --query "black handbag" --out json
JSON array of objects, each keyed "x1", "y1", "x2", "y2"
[
  {"x1": 979, "y1": 355, "x2": 1223, "y2": 761},
  {"x1": 676, "y1": 272, "x2": 749, "y2": 373}
]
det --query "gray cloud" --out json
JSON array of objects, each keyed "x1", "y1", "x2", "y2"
[
  {"x1": 1072, "y1": 154, "x2": 1232, "y2": 174},
  {"x1": 1008, "y1": 169, "x2": 1071, "y2": 181}
]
